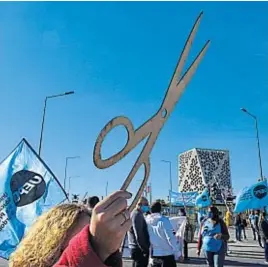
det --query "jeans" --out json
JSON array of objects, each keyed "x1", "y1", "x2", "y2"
[
  {"x1": 184, "y1": 240, "x2": 189, "y2": 259},
  {"x1": 204, "y1": 244, "x2": 225, "y2": 267},
  {"x1": 223, "y1": 241, "x2": 229, "y2": 255},
  {"x1": 235, "y1": 225, "x2": 242, "y2": 241},
  {"x1": 251, "y1": 225, "x2": 256, "y2": 240},
  {"x1": 264, "y1": 239, "x2": 268, "y2": 262},
  {"x1": 150, "y1": 255, "x2": 176, "y2": 267},
  {"x1": 131, "y1": 249, "x2": 149, "y2": 267},
  {"x1": 241, "y1": 225, "x2": 247, "y2": 239}
]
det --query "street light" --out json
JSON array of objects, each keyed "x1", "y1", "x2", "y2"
[
  {"x1": 105, "y1": 181, "x2": 109, "y2": 196},
  {"x1": 161, "y1": 160, "x2": 173, "y2": 192},
  {"x1": 64, "y1": 156, "x2": 80, "y2": 191},
  {"x1": 240, "y1": 107, "x2": 264, "y2": 181},
  {"x1": 68, "y1": 175, "x2": 80, "y2": 196},
  {"x1": 161, "y1": 160, "x2": 173, "y2": 215},
  {"x1": 38, "y1": 91, "x2": 75, "y2": 156}
]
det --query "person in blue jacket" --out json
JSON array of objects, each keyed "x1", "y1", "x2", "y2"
[{"x1": 197, "y1": 206, "x2": 230, "y2": 267}]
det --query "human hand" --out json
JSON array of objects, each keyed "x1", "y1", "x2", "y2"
[
  {"x1": 214, "y1": 233, "x2": 222, "y2": 240},
  {"x1": 196, "y1": 250, "x2": 200, "y2": 256},
  {"x1": 89, "y1": 190, "x2": 132, "y2": 262}
]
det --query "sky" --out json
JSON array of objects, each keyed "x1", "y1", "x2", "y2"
[{"x1": 0, "y1": 1, "x2": 267, "y2": 202}]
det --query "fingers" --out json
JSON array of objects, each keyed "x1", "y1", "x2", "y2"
[
  {"x1": 104, "y1": 197, "x2": 128, "y2": 218},
  {"x1": 121, "y1": 218, "x2": 132, "y2": 233},
  {"x1": 114, "y1": 209, "x2": 131, "y2": 225},
  {"x1": 95, "y1": 190, "x2": 132, "y2": 211}
]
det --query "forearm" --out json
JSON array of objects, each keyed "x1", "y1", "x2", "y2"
[{"x1": 197, "y1": 231, "x2": 203, "y2": 251}]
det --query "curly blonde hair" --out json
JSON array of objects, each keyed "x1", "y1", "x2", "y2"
[{"x1": 9, "y1": 203, "x2": 90, "y2": 267}]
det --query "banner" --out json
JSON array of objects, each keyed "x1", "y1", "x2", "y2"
[
  {"x1": 169, "y1": 191, "x2": 198, "y2": 207},
  {"x1": 0, "y1": 139, "x2": 67, "y2": 259},
  {"x1": 195, "y1": 188, "x2": 211, "y2": 208},
  {"x1": 234, "y1": 181, "x2": 268, "y2": 213}
]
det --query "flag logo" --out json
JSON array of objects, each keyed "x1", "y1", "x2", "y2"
[
  {"x1": 253, "y1": 184, "x2": 267, "y2": 199},
  {"x1": 11, "y1": 170, "x2": 46, "y2": 207}
]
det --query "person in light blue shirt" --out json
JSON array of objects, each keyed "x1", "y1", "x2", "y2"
[{"x1": 197, "y1": 206, "x2": 230, "y2": 267}]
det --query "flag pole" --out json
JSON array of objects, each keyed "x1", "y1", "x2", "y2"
[{"x1": 213, "y1": 176, "x2": 230, "y2": 212}]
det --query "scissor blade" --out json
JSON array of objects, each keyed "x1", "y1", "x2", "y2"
[
  {"x1": 177, "y1": 40, "x2": 210, "y2": 89},
  {"x1": 169, "y1": 11, "x2": 204, "y2": 89}
]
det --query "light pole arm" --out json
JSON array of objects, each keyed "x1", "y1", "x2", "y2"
[
  {"x1": 38, "y1": 91, "x2": 74, "y2": 156},
  {"x1": 241, "y1": 108, "x2": 264, "y2": 181},
  {"x1": 38, "y1": 97, "x2": 47, "y2": 156}
]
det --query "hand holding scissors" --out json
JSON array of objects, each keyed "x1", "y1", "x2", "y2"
[{"x1": 93, "y1": 12, "x2": 210, "y2": 211}]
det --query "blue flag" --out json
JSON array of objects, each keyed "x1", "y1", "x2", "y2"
[
  {"x1": 195, "y1": 188, "x2": 212, "y2": 208},
  {"x1": 169, "y1": 190, "x2": 198, "y2": 207},
  {"x1": 234, "y1": 180, "x2": 268, "y2": 213},
  {"x1": 0, "y1": 139, "x2": 68, "y2": 259}
]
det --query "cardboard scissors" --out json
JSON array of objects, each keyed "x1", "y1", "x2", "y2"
[{"x1": 93, "y1": 12, "x2": 210, "y2": 211}]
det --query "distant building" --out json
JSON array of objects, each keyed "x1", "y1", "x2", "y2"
[{"x1": 178, "y1": 148, "x2": 232, "y2": 199}]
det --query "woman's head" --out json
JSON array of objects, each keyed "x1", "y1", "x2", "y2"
[
  {"x1": 10, "y1": 204, "x2": 90, "y2": 267},
  {"x1": 208, "y1": 206, "x2": 219, "y2": 222}
]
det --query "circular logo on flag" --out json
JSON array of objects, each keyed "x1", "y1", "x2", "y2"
[
  {"x1": 253, "y1": 184, "x2": 267, "y2": 200},
  {"x1": 202, "y1": 195, "x2": 208, "y2": 202},
  {"x1": 10, "y1": 170, "x2": 46, "y2": 207}
]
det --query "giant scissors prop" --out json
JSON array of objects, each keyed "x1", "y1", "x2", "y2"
[{"x1": 93, "y1": 12, "x2": 210, "y2": 211}]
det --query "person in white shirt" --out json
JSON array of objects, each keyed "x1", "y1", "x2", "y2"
[{"x1": 145, "y1": 201, "x2": 181, "y2": 267}]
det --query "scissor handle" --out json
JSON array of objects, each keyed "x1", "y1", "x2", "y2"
[
  {"x1": 122, "y1": 159, "x2": 150, "y2": 212},
  {"x1": 93, "y1": 116, "x2": 135, "y2": 169}
]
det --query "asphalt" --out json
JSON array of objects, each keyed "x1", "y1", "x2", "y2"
[
  {"x1": 123, "y1": 228, "x2": 267, "y2": 267},
  {"x1": 0, "y1": 227, "x2": 266, "y2": 266}
]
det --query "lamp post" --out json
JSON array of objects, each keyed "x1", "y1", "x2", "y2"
[
  {"x1": 38, "y1": 91, "x2": 74, "y2": 156},
  {"x1": 161, "y1": 160, "x2": 173, "y2": 192},
  {"x1": 161, "y1": 160, "x2": 173, "y2": 215},
  {"x1": 68, "y1": 175, "x2": 80, "y2": 196},
  {"x1": 64, "y1": 156, "x2": 80, "y2": 191},
  {"x1": 240, "y1": 108, "x2": 264, "y2": 181},
  {"x1": 105, "y1": 181, "x2": 109, "y2": 197}
]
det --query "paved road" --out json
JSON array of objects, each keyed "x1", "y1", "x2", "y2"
[
  {"x1": 0, "y1": 259, "x2": 7, "y2": 267},
  {"x1": 124, "y1": 228, "x2": 267, "y2": 266},
  {"x1": 0, "y1": 228, "x2": 265, "y2": 266},
  {"x1": 124, "y1": 241, "x2": 266, "y2": 266}
]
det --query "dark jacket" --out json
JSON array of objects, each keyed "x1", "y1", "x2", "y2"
[
  {"x1": 260, "y1": 219, "x2": 268, "y2": 240},
  {"x1": 197, "y1": 218, "x2": 230, "y2": 252},
  {"x1": 234, "y1": 215, "x2": 242, "y2": 226},
  {"x1": 127, "y1": 209, "x2": 150, "y2": 254}
]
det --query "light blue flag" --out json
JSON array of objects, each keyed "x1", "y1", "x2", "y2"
[
  {"x1": 195, "y1": 188, "x2": 212, "y2": 208},
  {"x1": 234, "y1": 181, "x2": 268, "y2": 213},
  {"x1": 169, "y1": 190, "x2": 198, "y2": 207},
  {"x1": 0, "y1": 139, "x2": 68, "y2": 259}
]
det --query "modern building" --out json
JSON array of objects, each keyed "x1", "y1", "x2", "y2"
[{"x1": 178, "y1": 148, "x2": 232, "y2": 198}]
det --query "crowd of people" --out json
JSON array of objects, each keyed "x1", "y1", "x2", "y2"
[
  {"x1": 7, "y1": 190, "x2": 268, "y2": 267},
  {"x1": 234, "y1": 210, "x2": 268, "y2": 264}
]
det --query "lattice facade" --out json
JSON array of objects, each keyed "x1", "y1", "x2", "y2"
[{"x1": 178, "y1": 148, "x2": 232, "y2": 195}]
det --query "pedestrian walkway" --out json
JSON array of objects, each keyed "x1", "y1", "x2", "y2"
[
  {"x1": 124, "y1": 241, "x2": 266, "y2": 266},
  {"x1": 124, "y1": 227, "x2": 266, "y2": 266}
]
